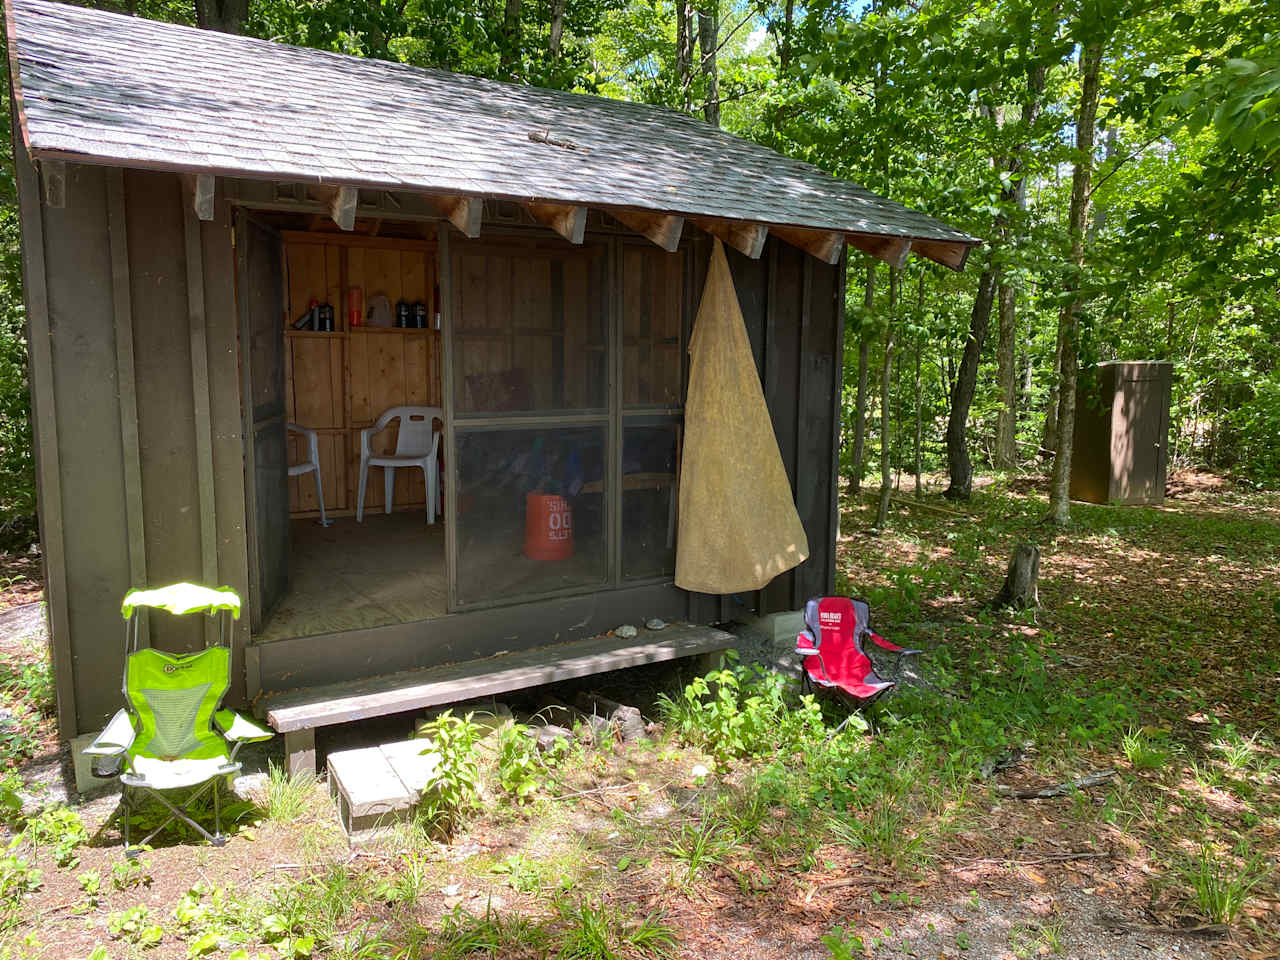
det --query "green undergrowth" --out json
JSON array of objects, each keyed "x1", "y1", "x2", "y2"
[{"x1": 1, "y1": 483, "x2": 1278, "y2": 956}]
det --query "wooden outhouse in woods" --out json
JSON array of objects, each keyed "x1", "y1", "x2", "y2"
[
  {"x1": 1070, "y1": 361, "x2": 1173, "y2": 506},
  {"x1": 5, "y1": 0, "x2": 977, "y2": 772}
]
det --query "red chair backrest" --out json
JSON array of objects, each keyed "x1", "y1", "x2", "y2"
[{"x1": 801, "y1": 596, "x2": 874, "y2": 687}]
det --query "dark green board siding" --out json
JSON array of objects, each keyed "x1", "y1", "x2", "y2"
[
  {"x1": 36, "y1": 163, "x2": 134, "y2": 735},
  {"x1": 17, "y1": 159, "x2": 249, "y2": 736},
  {"x1": 126, "y1": 170, "x2": 205, "y2": 653}
]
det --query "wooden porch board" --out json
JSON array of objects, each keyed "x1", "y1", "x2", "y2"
[{"x1": 262, "y1": 623, "x2": 735, "y2": 734}]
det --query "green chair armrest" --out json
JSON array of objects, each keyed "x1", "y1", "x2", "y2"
[
  {"x1": 215, "y1": 709, "x2": 274, "y2": 743},
  {"x1": 83, "y1": 709, "x2": 136, "y2": 756}
]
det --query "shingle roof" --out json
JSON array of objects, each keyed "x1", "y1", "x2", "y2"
[{"x1": 5, "y1": 0, "x2": 979, "y2": 248}]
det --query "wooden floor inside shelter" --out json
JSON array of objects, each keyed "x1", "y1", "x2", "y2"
[{"x1": 257, "y1": 513, "x2": 447, "y2": 643}]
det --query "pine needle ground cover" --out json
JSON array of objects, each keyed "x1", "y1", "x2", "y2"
[{"x1": 0, "y1": 478, "x2": 1276, "y2": 959}]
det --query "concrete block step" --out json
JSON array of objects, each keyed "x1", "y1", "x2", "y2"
[{"x1": 327, "y1": 738, "x2": 440, "y2": 841}]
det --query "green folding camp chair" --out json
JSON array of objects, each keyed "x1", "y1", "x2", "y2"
[{"x1": 81, "y1": 583, "x2": 273, "y2": 857}]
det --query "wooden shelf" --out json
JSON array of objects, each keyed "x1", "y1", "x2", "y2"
[
  {"x1": 349, "y1": 326, "x2": 440, "y2": 335},
  {"x1": 284, "y1": 232, "x2": 443, "y2": 519}
]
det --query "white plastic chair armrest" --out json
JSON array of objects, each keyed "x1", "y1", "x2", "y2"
[
  {"x1": 214, "y1": 709, "x2": 274, "y2": 743},
  {"x1": 83, "y1": 709, "x2": 136, "y2": 756}
]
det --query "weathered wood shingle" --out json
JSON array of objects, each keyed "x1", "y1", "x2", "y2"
[{"x1": 6, "y1": 0, "x2": 978, "y2": 246}]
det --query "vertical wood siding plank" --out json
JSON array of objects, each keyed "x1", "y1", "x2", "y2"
[
  {"x1": 107, "y1": 170, "x2": 147, "y2": 597},
  {"x1": 11, "y1": 100, "x2": 77, "y2": 736},
  {"x1": 792, "y1": 255, "x2": 813, "y2": 610},
  {"x1": 183, "y1": 194, "x2": 219, "y2": 645},
  {"x1": 826, "y1": 252, "x2": 847, "y2": 594}
]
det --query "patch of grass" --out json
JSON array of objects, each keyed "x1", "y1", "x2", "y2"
[
  {"x1": 1182, "y1": 844, "x2": 1268, "y2": 924},
  {"x1": 1121, "y1": 728, "x2": 1171, "y2": 772},
  {"x1": 1009, "y1": 918, "x2": 1064, "y2": 957},
  {"x1": 554, "y1": 897, "x2": 676, "y2": 960},
  {"x1": 264, "y1": 762, "x2": 314, "y2": 823},
  {"x1": 432, "y1": 902, "x2": 550, "y2": 960},
  {"x1": 663, "y1": 816, "x2": 737, "y2": 887}
]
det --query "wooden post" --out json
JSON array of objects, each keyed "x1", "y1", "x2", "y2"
[{"x1": 284, "y1": 728, "x2": 317, "y2": 778}]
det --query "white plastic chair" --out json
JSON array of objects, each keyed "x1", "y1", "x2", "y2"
[
  {"x1": 287, "y1": 423, "x2": 329, "y2": 527},
  {"x1": 357, "y1": 406, "x2": 443, "y2": 523}
]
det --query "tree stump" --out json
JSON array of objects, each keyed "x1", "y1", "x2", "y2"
[{"x1": 991, "y1": 543, "x2": 1040, "y2": 609}]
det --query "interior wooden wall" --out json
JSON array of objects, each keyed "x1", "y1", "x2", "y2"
[
  {"x1": 282, "y1": 232, "x2": 443, "y2": 517},
  {"x1": 450, "y1": 239, "x2": 606, "y2": 412}
]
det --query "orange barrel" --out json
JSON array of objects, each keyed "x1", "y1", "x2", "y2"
[{"x1": 524, "y1": 493, "x2": 574, "y2": 562}]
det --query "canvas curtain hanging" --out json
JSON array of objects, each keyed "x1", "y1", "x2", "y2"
[{"x1": 675, "y1": 240, "x2": 809, "y2": 594}]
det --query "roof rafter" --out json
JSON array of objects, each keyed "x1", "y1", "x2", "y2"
[
  {"x1": 771, "y1": 225, "x2": 845, "y2": 265},
  {"x1": 526, "y1": 201, "x2": 586, "y2": 244},
  {"x1": 694, "y1": 218, "x2": 768, "y2": 259},
  {"x1": 608, "y1": 209, "x2": 684, "y2": 252}
]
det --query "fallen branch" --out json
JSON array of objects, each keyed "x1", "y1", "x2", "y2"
[
  {"x1": 949, "y1": 850, "x2": 1110, "y2": 866},
  {"x1": 997, "y1": 768, "x2": 1116, "y2": 799},
  {"x1": 1098, "y1": 915, "x2": 1229, "y2": 939},
  {"x1": 890, "y1": 495, "x2": 965, "y2": 517}
]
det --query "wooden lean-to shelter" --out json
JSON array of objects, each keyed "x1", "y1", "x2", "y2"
[{"x1": 5, "y1": 0, "x2": 978, "y2": 773}]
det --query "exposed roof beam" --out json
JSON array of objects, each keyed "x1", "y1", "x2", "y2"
[
  {"x1": 694, "y1": 218, "x2": 768, "y2": 259},
  {"x1": 912, "y1": 239, "x2": 972, "y2": 271},
  {"x1": 330, "y1": 185, "x2": 358, "y2": 231},
  {"x1": 848, "y1": 233, "x2": 912, "y2": 270},
  {"x1": 770, "y1": 225, "x2": 845, "y2": 265},
  {"x1": 184, "y1": 173, "x2": 215, "y2": 221},
  {"x1": 609, "y1": 209, "x2": 684, "y2": 252},
  {"x1": 429, "y1": 195, "x2": 482, "y2": 238},
  {"x1": 525, "y1": 201, "x2": 587, "y2": 244}
]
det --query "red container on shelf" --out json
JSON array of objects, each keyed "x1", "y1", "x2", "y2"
[
  {"x1": 524, "y1": 494, "x2": 574, "y2": 562},
  {"x1": 347, "y1": 286, "x2": 363, "y2": 327}
]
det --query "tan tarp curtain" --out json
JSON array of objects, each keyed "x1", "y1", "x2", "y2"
[{"x1": 675, "y1": 239, "x2": 809, "y2": 594}]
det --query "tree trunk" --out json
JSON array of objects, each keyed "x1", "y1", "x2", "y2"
[
  {"x1": 194, "y1": 0, "x2": 248, "y2": 32},
  {"x1": 990, "y1": 543, "x2": 1040, "y2": 609},
  {"x1": 994, "y1": 279, "x2": 1018, "y2": 470},
  {"x1": 676, "y1": 0, "x2": 695, "y2": 113},
  {"x1": 876, "y1": 269, "x2": 900, "y2": 529},
  {"x1": 914, "y1": 333, "x2": 923, "y2": 499},
  {"x1": 697, "y1": 5, "x2": 720, "y2": 126},
  {"x1": 500, "y1": 0, "x2": 522, "y2": 77},
  {"x1": 549, "y1": 0, "x2": 566, "y2": 59},
  {"x1": 780, "y1": 0, "x2": 795, "y2": 69},
  {"x1": 849, "y1": 260, "x2": 876, "y2": 495},
  {"x1": 943, "y1": 268, "x2": 998, "y2": 500},
  {"x1": 914, "y1": 269, "x2": 925, "y2": 499},
  {"x1": 1047, "y1": 42, "x2": 1104, "y2": 526},
  {"x1": 1041, "y1": 324, "x2": 1064, "y2": 457}
]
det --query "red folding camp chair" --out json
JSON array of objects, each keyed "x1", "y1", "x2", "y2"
[{"x1": 794, "y1": 596, "x2": 921, "y2": 716}]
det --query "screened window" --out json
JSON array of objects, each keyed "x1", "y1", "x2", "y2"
[
  {"x1": 454, "y1": 427, "x2": 608, "y2": 605},
  {"x1": 452, "y1": 244, "x2": 607, "y2": 414},
  {"x1": 621, "y1": 245, "x2": 684, "y2": 407}
]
